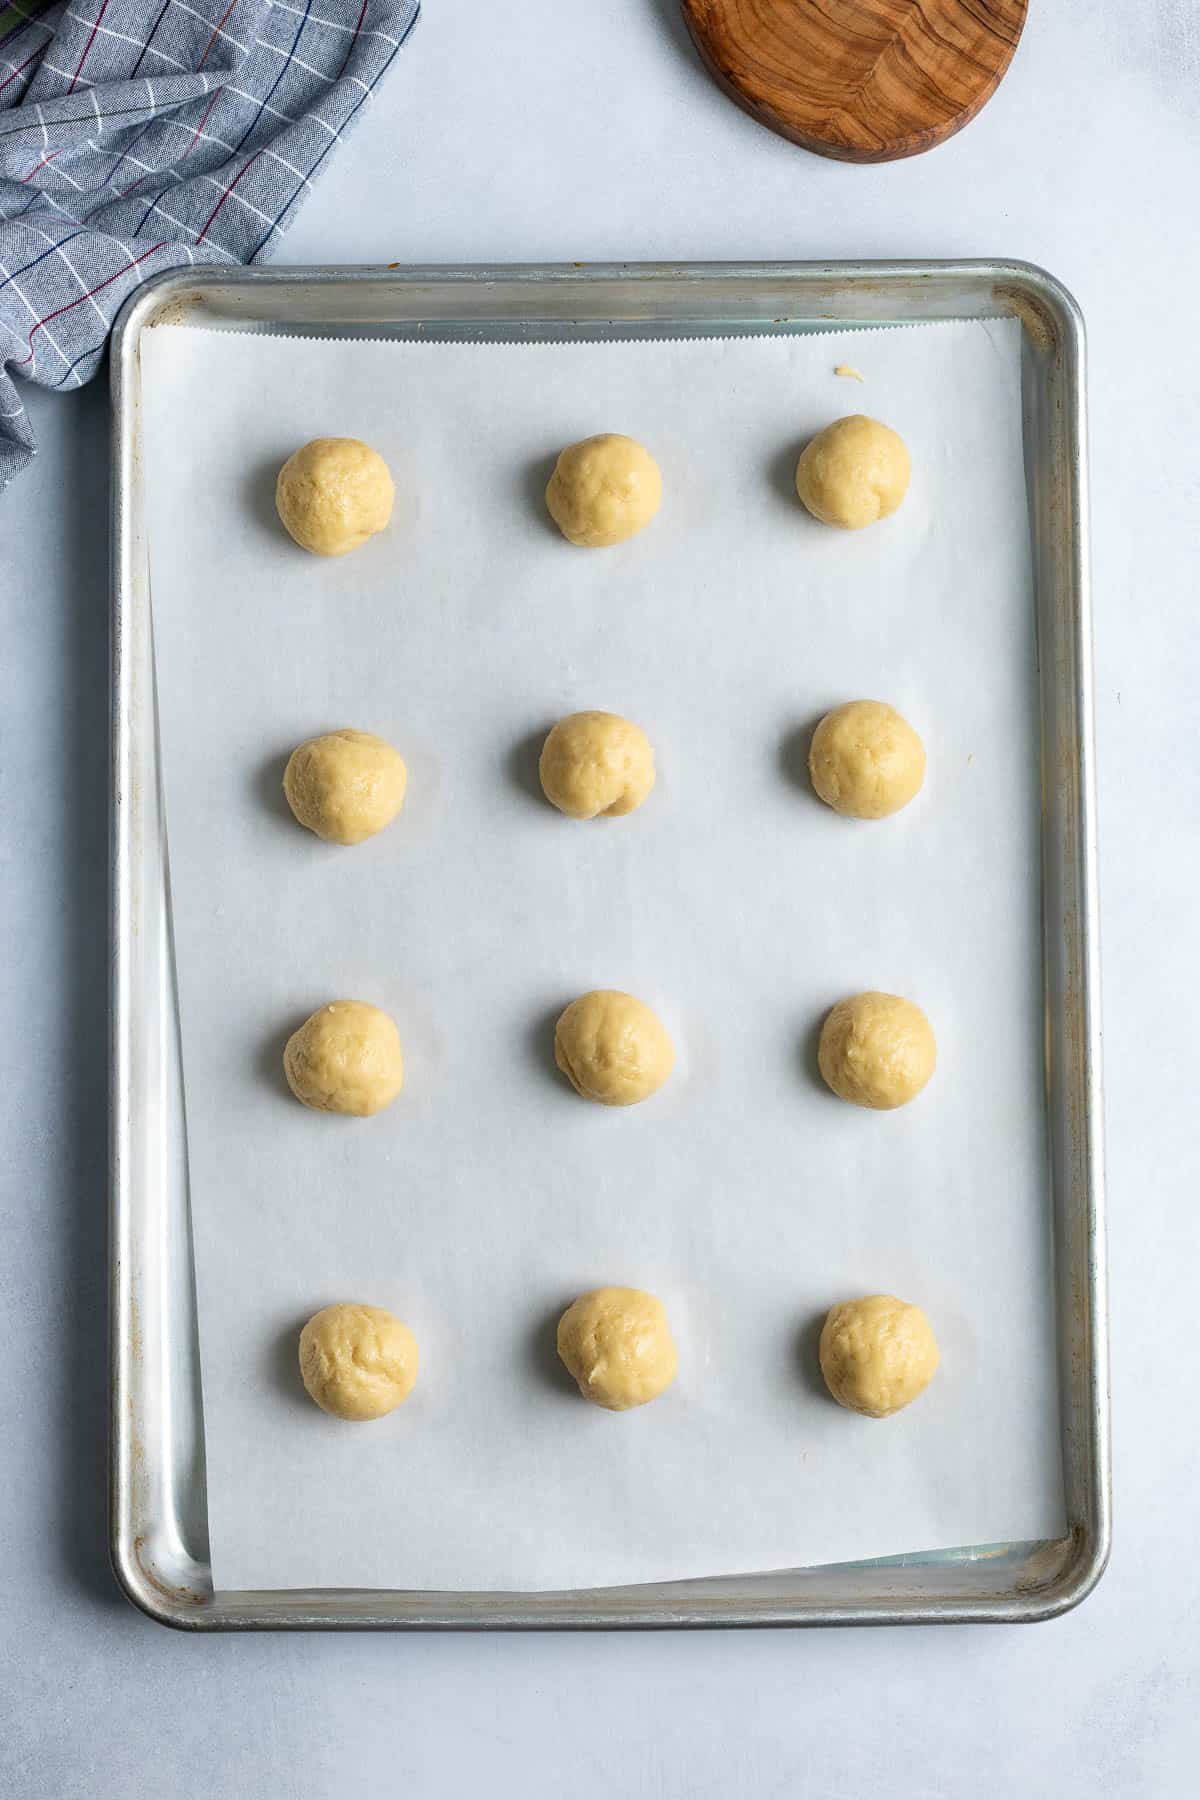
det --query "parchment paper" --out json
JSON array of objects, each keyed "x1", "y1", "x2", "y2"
[{"x1": 140, "y1": 318, "x2": 1064, "y2": 1591}]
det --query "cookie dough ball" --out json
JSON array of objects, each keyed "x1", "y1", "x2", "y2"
[
  {"x1": 818, "y1": 991, "x2": 935, "y2": 1110},
  {"x1": 545, "y1": 433, "x2": 662, "y2": 547},
  {"x1": 283, "y1": 1000, "x2": 404, "y2": 1116},
  {"x1": 283, "y1": 729, "x2": 407, "y2": 845},
  {"x1": 557, "y1": 1287, "x2": 678, "y2": 1410},
  {"x1": 809, "y1": 700, "x2": 925, "y2": 819},
  {"x1": 554, "y1": 990, "x2": 674, "y2": 1107},
  {"x1": 539, "y1": 711, "x2": 656, "y2": 819},
  {"x1": 299, "y1": 1302, "x2": 418, "y2": 1421},
  {"x1": 794, "y1": 415, "x2": 910, "y2": 529},
  {"x1": 275, "y1": 437, "x2": 394, "y2": 556},
  {"x1": 819, "y1": 1294, "x2": 939, "y2": 1417}
]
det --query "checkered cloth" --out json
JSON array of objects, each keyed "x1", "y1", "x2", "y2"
[{"x1": 0, "y1": 0, "x2": 419, "y2": 488}]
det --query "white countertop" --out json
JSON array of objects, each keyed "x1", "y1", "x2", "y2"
[{"x1": 4, "y1": 3, "x2": 1197, "y2": 1793}]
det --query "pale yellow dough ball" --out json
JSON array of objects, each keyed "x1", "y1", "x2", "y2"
[
  {"x1": 818, "y1": 991, "x2": 936, "y2": 1110},
  {"x1": 554, "y1": 990, "x2": 674, "y2": 1107},
  {"x1": 299, "y1": 1302, "x2": 418, "y2": 1421},
  {"x1": 557, "y1": 1286, "x2": 678, "y2": 1410},
  {"x1": 819, "y1": 1294, "x2": 939, "y2": 1418},
  {"x1": 283, "y1": 728, "x2": 407, "y2": 845},
  {"x1": 283, "y1": 1000, "x2": 404, "y2": 1116},
  {"x1": 539, "y1": 711, "x2": 656, "y2": 819},
  {"x1": 794, "y1": 415, "x2": 911, "y2": 529},
  {"x1": 545, "y1": 433, "x2": 662, "y2": 547},
  {"x1": 275, "y1": 436, "x2": 394, "y2": 556},
  {"x1": 809, "y1": 700, "x2": 925, "y2": 819}
]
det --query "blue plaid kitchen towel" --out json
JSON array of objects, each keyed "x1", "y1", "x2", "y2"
[{"x1": 0, "y1": 0, "x2": 420, "y2": 488}]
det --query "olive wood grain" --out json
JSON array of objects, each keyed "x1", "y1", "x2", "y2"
[{"x1": 681, "y1": 0, "x2": 1028, "y2": 163}]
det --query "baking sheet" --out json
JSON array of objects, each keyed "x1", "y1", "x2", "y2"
[{"x1": 139, "y1": 318, "x2": 1064, "y2": 1592}]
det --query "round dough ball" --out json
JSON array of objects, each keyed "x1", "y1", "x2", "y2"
[
  {"x1": 794, "y1": 415, "x2": 911, "y2": 529},
  {"x1": 554, "y1": 990, "x2": 674, "y2": 1107},
  {"x1": 539, "y1": 711, "x2": 656, "y2": 819},
  {"x1": 818, "y1": 991, "x2": 936, "y2": 1110},
  {"x1": 275, "y1": 437, "x2": 395, "y2": 556},
  {"x1": 299, "y1": 1302, "x2": 418, "y2": 1421},
  {"x1": 283, "y1": 728, "x2": 407, "y2": 845},
  {"x1": 808, "y1": 700, "x2": 925, "y2": 819},
  {"x1": 557, "y1": 1286, "x2": 678, "y2": 1410},
  {"x1": 545, "y1": 433, "x2": 662, "y2": 548},
  {"x1": 819, "y1": 1294, "x2": 939, "y2": 1418},
  {"x1": 283, "y1": 1000, "x2": 404, "y2": 1116}
]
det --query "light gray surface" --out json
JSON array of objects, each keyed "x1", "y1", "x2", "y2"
[{"x1": 1, "y1": 1, "x2": 1195, "y2": 1791}]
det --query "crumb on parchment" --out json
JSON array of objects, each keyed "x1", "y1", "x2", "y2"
[{"x1": 834, "y1": 364, "x2": 865, "y2": 381}]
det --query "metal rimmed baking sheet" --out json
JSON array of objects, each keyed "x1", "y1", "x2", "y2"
[{"x1": 109, "y1": 261, "x2": 1108, "y2": 1628}]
